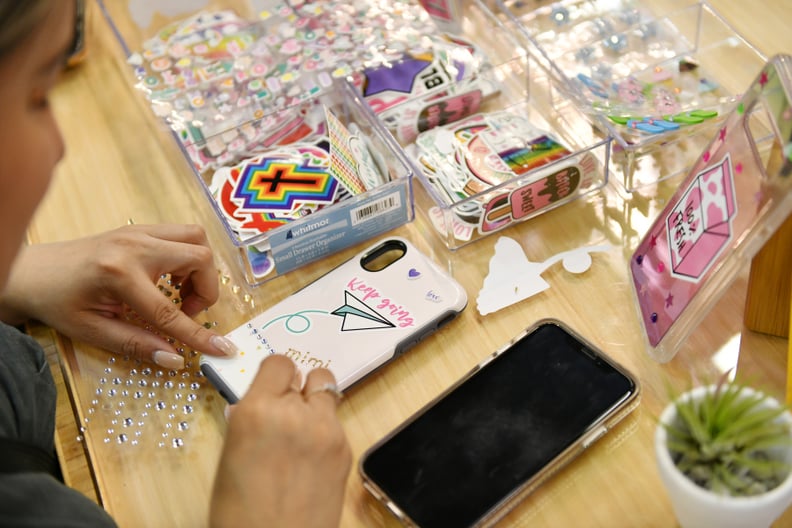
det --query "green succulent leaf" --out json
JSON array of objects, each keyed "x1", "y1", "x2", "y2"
[
  {"x1": 663, "y1": 382, "x2": 792, "y2": 496},
  {"x1": 719, "y1": 406, "x2": 790, "y2": 439},
  {"x1": 674, "y1": 398, "x2": 710, "y2": 444}
]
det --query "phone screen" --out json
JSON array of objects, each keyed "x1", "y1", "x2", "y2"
[{"x1": 360, "y1": 321, "x2": 637, "y2": 527}]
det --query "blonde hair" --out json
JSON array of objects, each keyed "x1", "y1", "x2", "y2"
[{"x1": 0, "y1": 1, "x2": 52, "y2": 59}]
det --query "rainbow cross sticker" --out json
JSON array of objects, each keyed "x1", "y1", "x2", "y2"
[{"x1": 233, "y1": 154, "x2": 338, "y2": 212}]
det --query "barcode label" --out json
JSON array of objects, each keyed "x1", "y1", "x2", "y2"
[{"x1": 351, "y1": 193, "x2": 401, "y2": 226}]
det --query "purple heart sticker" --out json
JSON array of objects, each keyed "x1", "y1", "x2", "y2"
[{"x1": 408, "y1": 268, "x2": 421, "y2": 279}]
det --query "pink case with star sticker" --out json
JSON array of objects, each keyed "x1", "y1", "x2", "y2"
[
  {"x1": 200, "y1": 237, "x2": 467, "y2": 402},
  {"x1": 630, "y1": 54, "x2": 792, "y2": 362}
]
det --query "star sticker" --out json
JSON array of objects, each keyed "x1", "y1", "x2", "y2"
[
  {"x1": 657, "y1": 262, "x2": 665, "y2": 273},
  {"x1": 759, "y1": 71, "x2": 769, "y2": 87},
  {"x1": 362, "y1": 56, "x2": 432, "y2": 96},
  {"x1": 665, "y1": 292, "x2": 674, "y2": 308},
  {"x1": 719, "y1": 127, "x2": 727, "y2": 141},
  {"x1": 650, "y1": 234, "x2": 657, "y2": 248}
]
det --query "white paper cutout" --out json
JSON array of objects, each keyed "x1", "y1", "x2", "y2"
[{"x1": 477, "y1": 237, "x2": 611, "y2": 316}]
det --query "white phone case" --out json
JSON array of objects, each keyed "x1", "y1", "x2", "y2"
[{"x1": 200, "y1": 237, "x2": 468, "y2": 402}]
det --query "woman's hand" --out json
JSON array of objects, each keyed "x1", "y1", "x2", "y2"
[
  {"x1": 210, "y1": 355, "x2": 352, "y2": 528},
  {"x1": 0, "y1": 224, "x2": 236, "y2": 368}
]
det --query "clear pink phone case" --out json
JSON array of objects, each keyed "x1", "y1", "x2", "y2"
[
  {"x1": 201, "y1": 237, "x2": 468, "y2": 401},
  {"x1": 631, "y1": 54, "x2": 792, "y2": 362}
]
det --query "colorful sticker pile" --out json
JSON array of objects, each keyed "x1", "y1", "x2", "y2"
[
  {"x1": 352, "y1": 34, "x2": 498, "y2": 144},
  {"x1": 206, "y1": 106, "x2": 388, "y2": 281},
  {"x1": 128, "y1": 10, "x2": 273, "y2": 171},
  {"x1": 128, "y1": 2, "x2": 494, "y2": 172},
  {"x1": 413, "y1": 111, "x2": 598, "y2": 240}
]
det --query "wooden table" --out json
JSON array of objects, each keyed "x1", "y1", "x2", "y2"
[{"x1": 30, "y1": 0, "x2": 792, "y2": 526}]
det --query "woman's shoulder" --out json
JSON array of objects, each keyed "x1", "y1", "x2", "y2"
[
  {"x1": 0, "y1": 472, "x2": 117, "y2": 527},
  {"x1": 0, "y1": 321, "x2": 56, "y2": 451}
]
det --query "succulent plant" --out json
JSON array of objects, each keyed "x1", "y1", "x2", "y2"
[{"x1": 663, "y1": 379, "x2": 792, "y2": 497}]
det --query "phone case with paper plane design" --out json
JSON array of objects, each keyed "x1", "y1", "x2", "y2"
[{"x1": 200, "y1": 237, "x2": 468, "y2": 402}]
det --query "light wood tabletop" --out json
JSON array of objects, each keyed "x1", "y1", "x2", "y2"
[{"x1": 28, "y1": 0, "x2": 792, "y2": 526}]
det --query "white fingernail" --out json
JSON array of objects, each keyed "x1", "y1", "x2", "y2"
[
  {"x1": 153, "y1": 350, "x2": 185, "y2": 370},
  {"x1": 211, "y1": 335, "x2": 238, "y2": 357}
]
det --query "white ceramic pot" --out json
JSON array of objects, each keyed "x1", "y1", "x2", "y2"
[{"x1": 655, "y1": 385, "x2": 792, "y2": 528}]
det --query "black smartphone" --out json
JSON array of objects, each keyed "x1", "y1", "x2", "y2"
[{"x1": 359, "y1": 319, "x2": 640, "y2": 527}]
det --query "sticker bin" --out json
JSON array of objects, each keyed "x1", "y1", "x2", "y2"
[
  {"x1": 97, "y1": 1, "x2": 417, "y2": 285},
  {"x1": 496, "y1": 0, "x2": 768, "y2": 191},
  {"x1": 349, "y1": 0, "x2": 612, "y2": 249}
]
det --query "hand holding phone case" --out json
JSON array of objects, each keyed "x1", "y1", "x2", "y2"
[
  {"x1": 200, "y1": 237, "x2": 468, "y2": 402},
  {"x1": 630, "y1": 54, "x2": 792, "y2": 362}
]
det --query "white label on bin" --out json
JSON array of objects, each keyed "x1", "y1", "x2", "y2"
[{"x1": 351, "y1": 193, "x2": 402, "y2": 226}]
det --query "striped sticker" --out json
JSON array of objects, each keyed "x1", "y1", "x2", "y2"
[{"x1": 325, "y1": 107, "x2": 368, "y2": 195}]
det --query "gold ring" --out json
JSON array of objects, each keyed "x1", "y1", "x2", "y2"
[{"x1": 305, "y1": 382, "x2": 343, "y2": 402}]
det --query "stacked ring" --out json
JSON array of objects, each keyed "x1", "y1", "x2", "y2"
[{"x1": 306, "y1": 382, "x2": 344, "y2": 402}]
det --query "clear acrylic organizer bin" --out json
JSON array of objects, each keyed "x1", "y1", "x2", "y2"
[
  {"x1": 348, "y1": 0, "x2": 612, "y2": 249},
  {"x1": 195, "y1": 84, "x2": 416, "y2": 286},
  {"x1": 496, "y1": 0, "x2": 767, "y2": 192},
  {"x1": 97, "y1": 1, "x2": 419, "y2": 285}
]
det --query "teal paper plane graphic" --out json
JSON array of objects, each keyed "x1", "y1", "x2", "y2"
[{"x1": 331, "y1": 291, "x2": 395, "y2": 331}]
